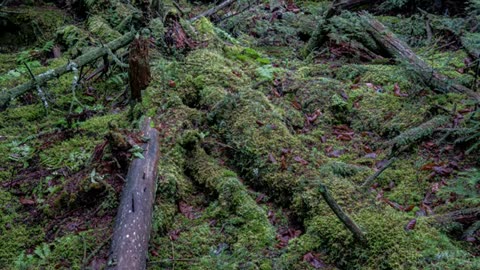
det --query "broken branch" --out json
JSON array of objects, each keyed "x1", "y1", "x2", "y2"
[{"x1": 0, "y1": 31, "x2": 135, "y2": 110}]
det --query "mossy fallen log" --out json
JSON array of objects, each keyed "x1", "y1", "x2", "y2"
[
  {"x1": 187, "y1": 146, "x2": 276, "y2": 251},
  {"x1": 107, "y1": 117, "x2": 160, "y2": 270},
  {"x1": 189, "y1": 0, "x2": 236, "y2": 22},
  {"x1": 359, "y1": 14, "x2": 480, "y2": 102},
  {"x1": 0, "y1": 31, "x2": 135, "y2": 110}
]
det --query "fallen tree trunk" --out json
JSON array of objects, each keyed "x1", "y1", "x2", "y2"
[
  {"x1": 360, "y1": 13, "x2": 480, "y2": 102},
  {"x1": 0, "y1": 31, "x2": 135, "y2": 110},
  {"x1": 107, "y1": 117, "x2": 160, "y2": 270},
  {"x1": 189, "y1": 0, "x2": 236, "y2": 22}
]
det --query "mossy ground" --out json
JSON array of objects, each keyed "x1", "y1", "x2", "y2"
[{"x1": 1, "y1": 0, "x2": 479, "y2": 269}]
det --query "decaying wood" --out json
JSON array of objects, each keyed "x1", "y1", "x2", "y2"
[
  {"x1": 189, "y1": 0, "x2": 236, "y2": 22},
  {"x1": 0, "y1": 31, "x2": 135, "y2": 110},
  {"x1": 128, "y1": 37, "x2": 151, "y2": 101},
  {"x1": 107, "y1": 118, "x2": 160, "y2": 270},
  {"x1": 318, "y1": 181, "x2": 367, "y2": 243},
  {"x1": 360, "y1": 14, "x2": 480, "y2": 102}
]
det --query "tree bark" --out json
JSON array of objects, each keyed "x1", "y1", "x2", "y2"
[
  {"x1": 0, "y1": 31, "x2": 135, "y2": 110},
  {"x1": 107, "y1": 117, "x2": 160, "y2": 270},
  {"x1": 360, "y1": 13, "x2": 480, "y2": 102},
  {"x1": 129, "y1": 36, "x2": 151, "y2": 102}
]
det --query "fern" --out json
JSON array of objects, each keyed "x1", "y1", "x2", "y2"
[{"x1": 438, "y1": 169, "x2": 480, "y2": 205}]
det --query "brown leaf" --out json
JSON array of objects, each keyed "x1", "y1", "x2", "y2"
[
  {"x1": 327, "y1": 149, "x2": 344, "y2": 158},
  {"x1": 393, "y1": 83, "x2": 408, "y2": 97},
  {"x1": 383, "y1": 199, "x2": 404, "y2": 211},
  {"x1": 421, "y1": 163, "x2": 436, "y2": 171},
  {"x1": 256, "y1": 120, "x2": 265, "y2": 126},
  {"x1": 19, "y1": 197, "x2": 35, "y2": 205},
  {"x1": 168, "y1": 229, "x2": 181, "y2": 241},
  {"x1": 178, "y1": 201, "x2": 195, "y2": 219},
  {"x1": 363, "y1": 145, "x2": 373, "y2": 153},
  {"x1": 291, "y1": 100, "x2": 302, "y2": 110},
  {"x1": 404, "y1": 219, "x2": 417, "y2": 231},
  {"x1": 294, "y1": 156, "x2": 309, "y2": 165},
  {"x1": 303, "y1": 252, "x2": 327, "y2": 269},
  {"x1": 280, "y1": 155, "x2": 287, "y2": 171},
  {"x1": 404, "y1": 205, "x2": 415, "y2": 212},
  {"x1": 306, "y1": 109, "x2": 322, "y2": 124},
  {"x1": 268, "y1": 153, "x2": 277, "y2": 164}
]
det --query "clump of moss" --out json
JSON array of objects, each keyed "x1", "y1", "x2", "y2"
[{"x1": 87, "y1": 15, "x2": 121, "y2": 43}]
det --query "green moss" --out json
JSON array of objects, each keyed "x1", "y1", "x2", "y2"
[
  {"x1": 87, "y1": 15, "x2": 121, "y2": 43},
  {"x1": 0, "y1": 190, "x2": 44, "y2": 268},
  {"x1": 350, "y1": 87, "x2": 427, "y2": 137},
  {"x1": 78, "y1": 112, "x2": 127, "y2": 135},
  {"x1": 13, "y1": 230, "x2": 102, "y2": 270},
  {"x1": 297, "y1": 206, "x2": 479, "y2": 269},
  {"x1": 39, "y1": 135, "x2": 98, "y2": 171}
]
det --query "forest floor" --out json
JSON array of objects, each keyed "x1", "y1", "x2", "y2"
[{"x1": 0, "y1": 0, "x2": 479, "y2": 269}]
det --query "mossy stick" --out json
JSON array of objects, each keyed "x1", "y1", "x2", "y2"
[
  {"x1": 361, "y1": 157, "x2": 396, "y2": 191},
  {"x1": 318, "y1": 181, "x2": 367, "y2": 243},
  {"x1": 0, "y1": 31, "x2": 135, "y2": 110}
]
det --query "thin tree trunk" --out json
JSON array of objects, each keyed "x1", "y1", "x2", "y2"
[
  {"x1": 107, "y1": 117, "x2": 160, "y2": 270},
  {"x1": 0, "y1": 31, "x2": 135, "y2": 110}
]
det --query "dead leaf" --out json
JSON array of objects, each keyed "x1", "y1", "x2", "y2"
[
  {"x1": 404, "y1": 219, "x2": 417, "y2": 231},
  {"x1": 393, "y1": 83, "x2": 408, "y2": 97},
  {"x1": 178, "y1": 201, "x2": 195, "y2": 219},
  {"x1": 294, "y1": 156, "x2": 309, "y2": 165},
  {"x1": 303, "y1": 252, "x2": 327, "y2": 269},
  {"x1": 280, "y1": 155, "x2": 287, "y2": 171},
  {"x1": 268, "y1": 153, "x2": 277, "y2": 164},
  {"x1": 291, "y1": 100, "x2": 302, "y2": 110},
  {"x1": 20, "y1": 197, "x2": 35, "y2": 205}
]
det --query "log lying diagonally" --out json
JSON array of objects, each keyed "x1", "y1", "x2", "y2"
[
  {"x1": 359, "y1": 13, "x2": 480, "y2": 102},
  {"x1": 107, "y1": 117, "x2": 160, "y2": 270},
  {"x1": 189, "y1": 0, "x2": 236, "y2": 22},
  {"x1": 0, "y1": 31, "x2": 136, "y2": 110}
]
